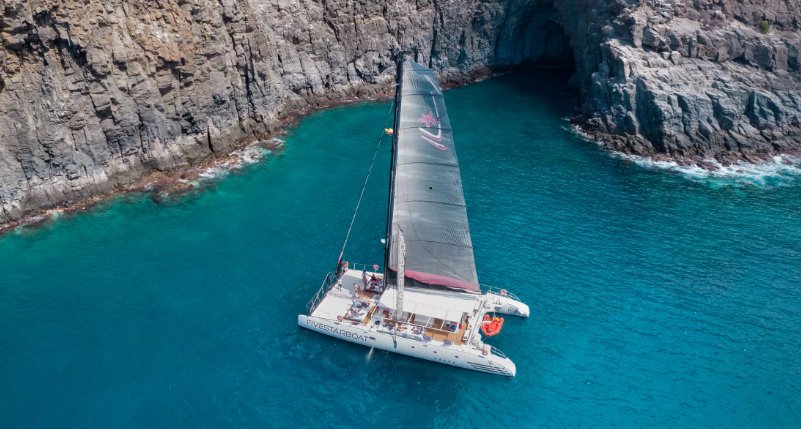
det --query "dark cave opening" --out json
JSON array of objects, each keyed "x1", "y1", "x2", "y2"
[{"x1": 492, "y1": 1, "x2": 575, "y2": 72}]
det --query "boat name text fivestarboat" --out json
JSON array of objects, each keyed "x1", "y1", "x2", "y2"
[{"x1": 306, "y1": 319, "x2": 369, "y2": 343}]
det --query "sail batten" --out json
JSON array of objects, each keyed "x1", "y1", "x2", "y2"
[{"x1": 388, "y1": 60, "x2": 479, "y2": 292}]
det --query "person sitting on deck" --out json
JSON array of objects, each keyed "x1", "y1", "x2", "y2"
[
  {"x1": 354, "y1": 284, "x2": 362, "y2": 296},
  {"x1": 370, "y1": 275, "x2": 378, "y2": 289}
]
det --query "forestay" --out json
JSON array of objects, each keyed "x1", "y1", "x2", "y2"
[{"x1": 388, "y1": 60, "x2": 479, "y2": 292}]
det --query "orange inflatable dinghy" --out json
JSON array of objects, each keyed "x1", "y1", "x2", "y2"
[{"x1": 480, "y1": 314, "x2": 504, "y2": 337}]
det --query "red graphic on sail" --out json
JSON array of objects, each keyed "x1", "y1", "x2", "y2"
[
  {"x1": 418, "y1": 112, "x2": 437, "y2": 128},
  {"x1": 418, "y1": 102, "x2": 446, "y2": 150}
]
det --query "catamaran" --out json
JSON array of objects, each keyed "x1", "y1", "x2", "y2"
[{"x1": 298, "y1": 59, "x2": 529, "y2": 377}]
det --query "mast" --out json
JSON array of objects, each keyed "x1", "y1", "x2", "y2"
[
  {"x1": 395, "y1": 228, "x2": 405, "y2": 323},
  {"x1": 383, "y1": 56, "x2": 404, "y2": 286}
]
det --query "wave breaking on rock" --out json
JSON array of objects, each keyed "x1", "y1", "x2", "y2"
[
  {"x1": 0, "y1": 139, "x2": 284, "y2": 237},
  {"x1": 570, "y1": 124, "x2": 801, "y2": 187},
  {"x1": 628, "y1": 154, "x2": 801, "y2": 187}
]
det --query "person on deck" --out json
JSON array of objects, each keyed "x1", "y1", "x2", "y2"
[
  {"x1": 370, "y1": 275, "x2": 378, "y2": 289},
  {"x1": 362, "y1": 270, "x2": 368, "y2": 289}
]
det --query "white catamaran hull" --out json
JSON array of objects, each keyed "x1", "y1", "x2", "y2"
[
  {"x1": 299, "y1": 60, "x2": 529, "y2": 378},
  {"x1": 485, "y1": 293, "x2": 531, "y2": 318},
  {"x1": 298, "y1": 315, "x2": 516, "y2": 377}
]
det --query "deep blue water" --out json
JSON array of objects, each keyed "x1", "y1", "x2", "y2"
[{"x1": 2, "y1": 71, "x2": 800, "y2": 428}]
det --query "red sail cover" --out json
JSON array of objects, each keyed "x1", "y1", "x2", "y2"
[{"x1": 388, "y1": 60, "x2": 479, "y2": 292}]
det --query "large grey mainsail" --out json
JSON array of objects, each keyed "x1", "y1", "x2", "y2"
[{"x1": 387, "y1": 60, "x2": 479, "y2": 292}]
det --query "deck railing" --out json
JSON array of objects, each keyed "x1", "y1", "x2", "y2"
[
  {"x1": 306, "y1": 263, "x2": 383, "y2": 315},
  {"x1": 488, "y1": 345, "x2": 508, "y2": 360},
  {"x1": 306, "y1": 272, "x2": 338, "y2": 315},
  {"x1": 347, "y1": 262, "x2": 383, "y2": 274},
  {"x1": 480, "y1": 284, "x2": 521, "y2": 302}
]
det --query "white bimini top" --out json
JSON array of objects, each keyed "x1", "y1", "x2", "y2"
[{"x1": 379, "y1": 287, "x2": 478, "y2": 322}]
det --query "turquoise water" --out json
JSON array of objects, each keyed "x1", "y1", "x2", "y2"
[{"x1": 2, "y1": 72, "x2": 800, "y2": 428}]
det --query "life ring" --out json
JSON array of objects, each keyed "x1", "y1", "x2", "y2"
[
  {"x1": 500, "y1": 289, "x2": 507, "y2": 297},
  {"x1": 373, "y1": 264, "x2": 379, "y2": 271},
  {"x1": 482, "y1": 349, "x2": 488, "y2": 356},
  {"x1": 337, "y1": 316, "x2": 343, "y2": 322}
]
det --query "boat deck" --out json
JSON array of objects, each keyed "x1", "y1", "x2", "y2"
[
  {"x1": 425, "y1": 316, "x2": 470, "y2": 345},
  {"x1": 311, "y1": 269, "x2": 480, "y2": 347},
  {"x1": 311, "y1": 269, "x2": 382, "y2": 322}
]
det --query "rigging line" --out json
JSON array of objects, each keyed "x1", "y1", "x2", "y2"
[{"x1": 336, "y1": 100, "x2": 397, "y2": 268}]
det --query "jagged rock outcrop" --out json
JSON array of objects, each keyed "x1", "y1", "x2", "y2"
[
  {"x1": 1, "y1": 0, "x2": 799, "y2": 225},
  {"x1": 564, "y1": 0, "x2": 801, "y2": 162}
]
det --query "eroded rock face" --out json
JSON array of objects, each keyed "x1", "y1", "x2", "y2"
[
  {"x1": 0, "y1": 0, "x2": 571, "y2": 224},
  {"x1": 1, "y1": 0, "x2": 800, "y2": 225},
  {"x1": 565, "y1": 0, "x2": 801, "y2": 163}
]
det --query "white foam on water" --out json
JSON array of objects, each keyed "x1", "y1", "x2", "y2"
[
  {"x1": 567, "y1": 124, "x2": 801, "y2": 187},
  {"x1": 569, "y1": 124, "x2": 594, "y2": 141},
  {"x1": 192, "y1": 139, "x2": 280, "y2": 183},
  {"x1": 6, "y1": 141, "x2": 282, "y2": 232},
  {"x1": 231, "y1": 145, "x2": 268, "y2": 165},
  {"x1": 626, "y1": 154, "x2": 801, "y2": 187},
  {"x1": 198, "y1": 167, "x2": 227, "y2": 179}
]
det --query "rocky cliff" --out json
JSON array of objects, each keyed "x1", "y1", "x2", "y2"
[
  {"x1": 0, "y1": 0, "x2": 572, "y2": 225},
  {"x1": 567, "y1": 0, "x2": 801, "y2": 164},
  {"x1": 0, "y1": 0, "x2": 799, "y2": 225}
]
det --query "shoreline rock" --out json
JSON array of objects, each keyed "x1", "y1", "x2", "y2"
[
  {"x1": 575, "y1": 120, "x2": 801, "y2": 170},
  {"x1": 0, "y1": 65, "x2": 504, "y2": 236},
  {"x1": 561, "y1": 0, "x2": 801, "y2": 162},
  {"x1": 2, "y1": 0, "x2": 800, "y2": 230},
  {"x1": 1, "y1": 0, "x2": 571, "y2": 227},
  {"x1": 0, "y1": 136, "x2": 285, "y2": 237}
]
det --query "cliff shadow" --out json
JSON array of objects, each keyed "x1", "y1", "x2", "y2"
[{"x1": 490, "y1": 0, "x2": 576, "y2": 71}]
